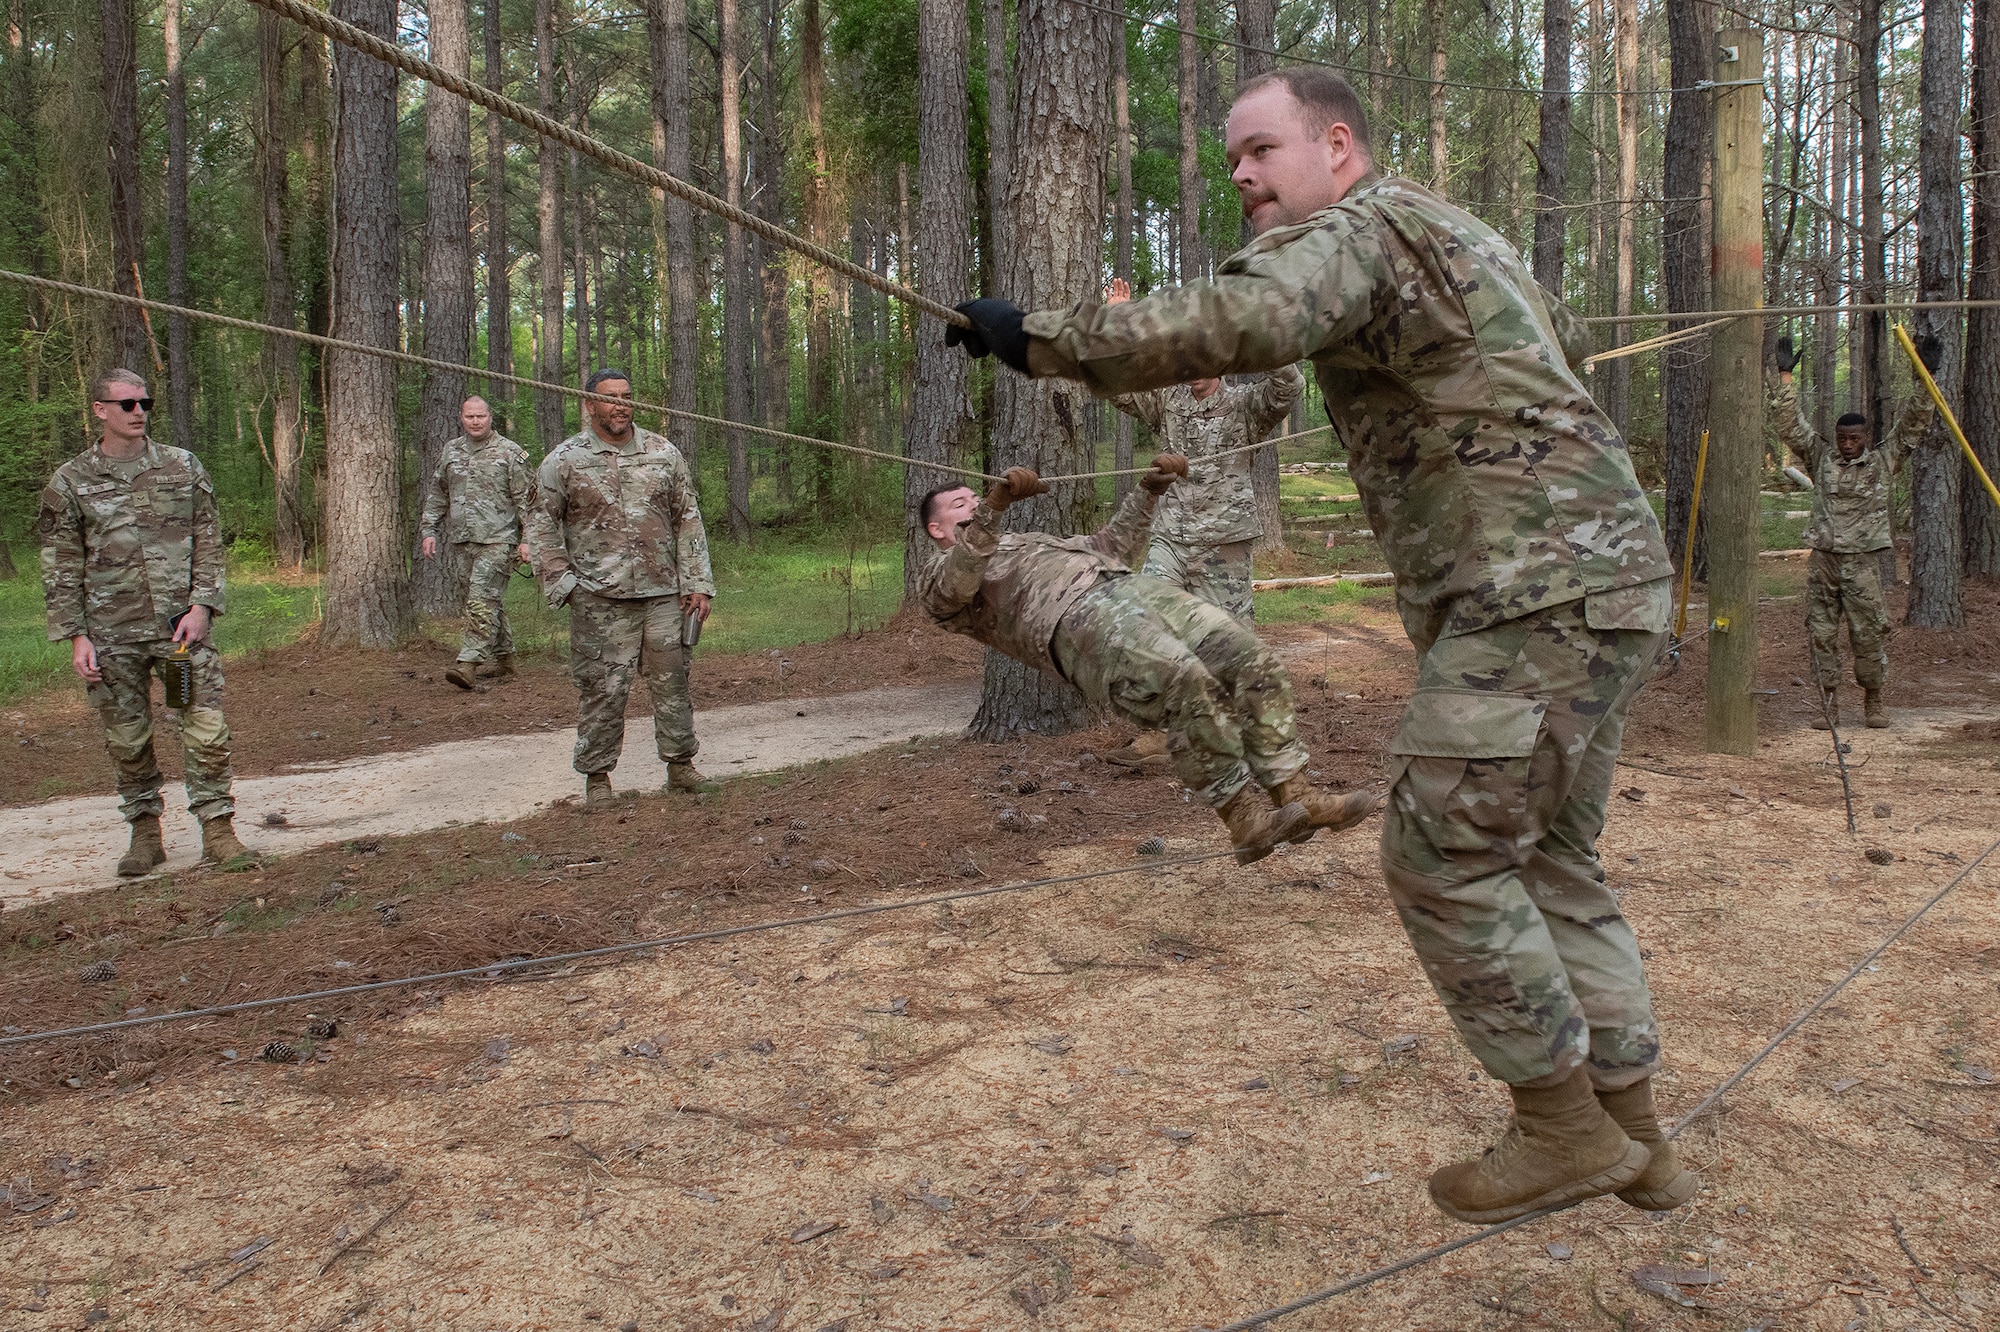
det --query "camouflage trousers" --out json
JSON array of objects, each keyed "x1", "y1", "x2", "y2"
[
  {"x1": 1381, "y1": 590, "x2": 1669, "y2": 1090},
  {"x1": 87, "y1": 637, "x2": 234, "y2": 824},
  {"x1": 1806, "y1": 548, "x2": 1888, "y2": 690},
  {"x1": 456, "y1": 542, "x2": 517, "y2": 664},
  {"x1": 567, "y1": 589, "x2": 696, "y2": 775},
  {"x1": 1142, "y1": 535, "x2": 1255, "y2": 624},
  {"x1": 1051, "y1": 574, "x2": 1307, "y2": 806}
]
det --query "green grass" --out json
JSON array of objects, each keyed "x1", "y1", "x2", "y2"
[{"x1": 1253, "y1": 578, "x2": 1394, "y2": 627}]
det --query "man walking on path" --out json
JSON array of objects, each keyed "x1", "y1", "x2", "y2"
[
  {"x1": 947, "y1": 67, "x2": 1691, "y2": 1225},
  {"x1": 919, "y1": 454, "x2": 1377, "y2": 865},
  {"x1": 1767, "y1": 335, "x2": 1929, "y2": 731},
  {"x1": 39, "y1": 368, "x2": 252, "y2": 876},
  {"x1": 420, "y1": 396, "x2": 534, "y2": 690},
  {"x1": 526, "y1": 370, "x2": 714, "y2": 811}
]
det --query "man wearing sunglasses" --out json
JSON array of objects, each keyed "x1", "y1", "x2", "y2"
[{"x1": 39, "y1": 368, "x2": 252, "y2": 877}]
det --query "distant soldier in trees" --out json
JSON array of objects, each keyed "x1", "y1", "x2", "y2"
[
  {"x1": 526, "y1": 371, "x2": 715, "y2": 811},
  {"x1": 1767, "y1": 335, "x2": 1931, "y2": 730},
  {"x1": 916, "y1": 455, "x2": 1378, "y2": 865},
  {"x1": 420, "y1": 396, "x2": 534, "y2": 690},
  {"x1": 39, "y1": 369, "x2": 253, "y2": 877},
  {"x1": 949, "y1": 66, "x2": 1690, "y2": 1225}
]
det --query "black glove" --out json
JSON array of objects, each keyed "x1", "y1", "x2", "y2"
[
  {"x1": 945, "y1": 299, "x2": 1031, "y2": 375},
  {"x1": 1914, "y1": 332, "x2": 1943, "y2": 376},
  {"x1": 1774, "y1": 334, "x2": 1803, "y2": 374}
]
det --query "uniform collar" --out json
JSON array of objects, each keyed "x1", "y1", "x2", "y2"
[
  {"x1": 90, "y1": 436, "x2": 159, "y2": 474},
  {"x1": 584, "y1": 422, "x2": 644, "y2": 454}
]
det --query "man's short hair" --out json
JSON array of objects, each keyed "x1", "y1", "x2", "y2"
[
  {"x1": 1236, "y1": 66, "x2": 1373, "y2": 155},
  {"x1": 462, "y1": 394, "x2": 489, "y2": 409},
  {"x1": 91, "y1": 368, "x2": 147, "y2": 402},
  {"x1": 919, "y1": 482, "x2": 973, "y2": 532},
  {"x1": 1836, "y1": 411, "x2": 1869, "y2": 430},
  {"x1": 585, "y1": 368, "x2": 632, "y2": 393}
]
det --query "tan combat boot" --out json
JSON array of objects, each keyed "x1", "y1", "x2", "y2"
[
  {"x1": 664, "y1": 761, "x2": 716, "y2": 794},
  {"x1": 1863, "y1": 689, "x2": 1889, "y2": 728},
  {"x1": 445, "y1": 662, "x2": 478, "y2": 691},
  {"x1": 1217, "y1": 787, "x2": 1311, "y2": 865},
  {"x1": 479, "y1": 655, "x2": 517, "y2": 681},
  {"x1": 117, "y1": 813, "x2": 166, "y2": 879},
  {"x1": 1596, "y1": 1078, "x2": 1699, "y2": 1212},
  {"x1": 1807, "y1": 687, "x2": 1839, "y2": 730},
  {"x1": 1427, "y1": 1067, "x2": 1649, "y2": 1224},
  {"x1": 584, "y1": 772, "x2": 615, "y2": 812},
  {"x1": 199, "y1": 815, "x2": 254, "y2": 868},
  {"x1": 1268, "y1": 775, "x2": 1383, "y2": 842},
  {"x1": 1101, "y1": 731, "x2": 1172, "y2": 770}
]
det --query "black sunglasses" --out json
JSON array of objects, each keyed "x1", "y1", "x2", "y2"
[{"x1": 97, "y1": 397, "x2": 153, "y2": 413}]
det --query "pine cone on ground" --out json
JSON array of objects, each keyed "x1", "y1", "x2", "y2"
[
  {"x1": 78, "y1": 960, "x2": 118, "y2": 983},
  {"x1": 304, "y1": 1016, "x2": 338, "y2": 1041},
  {"x1": 260, "y1": 1040, "x2": 297, "y2": 1063}
]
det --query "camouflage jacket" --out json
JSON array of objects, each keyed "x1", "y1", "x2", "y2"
[
  {"x1": 39, "y1": 437, "x2": 226, "y2": 645},
  {"x1": 1022, "y1": 174, "x2": 1672, "y2": 653},
  {"x1": 1111, "y1": 364, "x2": 1304, "y2": 546},
  {"x1": 920, "y1": 486, "x2": 1159, "y2": 674},
  {"x1": 419, "y1": 432, "x2": 533, "y2": 545},
  {"x1": 1768, "y1": 379, "x2": 1929, "y2": 554},
  {"x1": 526, "y1": 422, "x2": 714, "y2": 602}
]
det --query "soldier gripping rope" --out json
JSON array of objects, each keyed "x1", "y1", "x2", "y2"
[
  {"x1": 419, "y1": 396, "x2": 535, "y2": 691},
  {"x1": 947, "y1": 66, "x2": 1692, "y2": 1225},
  {"x1": 1768, "y1": 335, "x2": 1930, "y2": 731},
  {"x1": 39, "y1": 368, "x2": 253, "y2": 877},
  {"x1": 917, "y1": 454, "x2": 1378, "y2": 866},
  {"x1": 526, "y1": 369, "x2": 715, "y2": 812}
]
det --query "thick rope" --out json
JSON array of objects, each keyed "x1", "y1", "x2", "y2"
[
  {"x1": 242, "y1": 0, "x2": 969, "y2": 331},
  {"x1": 1581, "y1": 314, "x2": 1739, "y2": 368},
  {"x1": 1581, "y1": 298, "x2": 2000, "y2": 326}
]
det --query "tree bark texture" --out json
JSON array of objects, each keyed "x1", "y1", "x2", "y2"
[
  {"x1": 1966, "y1": 0, "x2": 2000, "y2": 577},
  {"x1": 719, "y1": 0, "x2": 752, "y2": 541},
  {"x1": 904, "y1": 0, "x2": 977, "y2": 598},
  {"x1": 484, "y1": 0, "x2": 513, "y2": 409},
  {"x1": 645, "y1": 0, "x2": 698, "y2": 470},
  {"x1": 1530, "y1": 0, "x2": 1571, "y2": 294},
  {"x1": 970, "y1": 0, "x2": 1112, "y2": 742},
  {"x1": 1660, "y1": 0, "x2": 1713, "y2": 583},
  {"x1": 758, "y1": 0, "x2": 791, "y2": 502},
  {"x1": 99, "y1": 0, "x2": 147, "y2": 371},
  {"x1": 1175, "y1": 0, "x2": 1205, "y2": 282},
  {"x1": 1856, "y1": 0, "x2": 1887, "y2": 435},
  {"x1": 324, "y1": 0, "x2": 408, "y2": 647},
  {"x1": 414, "y1": 0, "x2": 474, "y2": 617},
  {"x1": 1426, "y1": 0, "x2": 1447, "y2": 189},
  {"x1": 801, "y1": 0, "x2": 836, "y2": 502},
  {"x1": 258, "y1": 12, "x2": 306, "y2": 568},
  {"x1": 1111, "y1": 0, "x2": 1134, "y2": 502},
  {"x1": 1236, "y1": 0, "x2": 1282, "y2": 554},
  {"x1": 1907, "y1": 0, "x2": 1966, "y2": 627},
  {"x1": 163, "y1": 0, "x2": 193, "y2": 451},
  {"x1": 983, "y1": 0, "x2": 1011, "y2": 285},
  {"x1": 534, "y1": 0, "x2": 567, "y2": 452},
  {"x1": 1602, "y1": 0, "x2": 1638, "y2": 437}
]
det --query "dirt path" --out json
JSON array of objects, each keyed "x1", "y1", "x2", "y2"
[{"x1": 0, "y1": 680, "x2": 983, "y2": 906}]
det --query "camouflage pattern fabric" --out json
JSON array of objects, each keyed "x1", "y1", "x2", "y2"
[
  {"x1": 456, "y1": 542, "x2": 518, "y2": 664},
  {"x1": 1111, "y1": 365, "x2": 1303, "y2": 547},
  {"x1": 566, "y1": 589, "x2": 695, "y2": 775},
  {"x1": 1767, "y1": 379, "x2": 1929, "y2": 554},
  {"x1": 1806, "y1": 549, "x2": 1887, "y2": 690},
  {"x1": 1051, "y1": 575, "x2": 1308, "y2": 806},
  {"x1": 1380, "y1": 580, "x2": 1672, "y2": 1090},
  {"x1": 89, "y1": 638, "x2": 234, "y2": 824},
  {"x1": 419, "y1": 433, "x2": 533, "y2": 546},
  {"x1": 527, "y1": 423, "x2": 714, "y2": 605},
  {"x1": 1141, "y1": 535, "x2": 1255, "y2": 624},
  {"x1": 920, "y1": 486, "x2": 1160, "y2": 672},
  {"x1": 1021, "y1": 173, "x2": 1673, "y2": 653},
  {"x1": 39, "y1": 438, "x2": 227, "y2": 645}
]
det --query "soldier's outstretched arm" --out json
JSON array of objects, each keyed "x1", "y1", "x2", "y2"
[
  {"x1": 1766, "y1": 374, "x2": 1822, "y2": 470},
  {"x1": 921, "y1": 502, "x2": 1002, "y2": 620},
  {"x1": 1243, "y1": 362, "x2": 1306, "y2": 438},
  {"x1": 1884, "y1": 393, "x2": 1934, "y2": 473},
  {"x1": 1088, "y1": 480, "x2": 1165, "y2": 568},
  {"x1": 1108, "y1": 388, "x2": 1167, "y2": 431}
]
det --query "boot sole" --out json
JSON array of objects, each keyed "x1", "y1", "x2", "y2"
[
  {"x1": 1288, "y1": 793, "x2": 1384, "y2": 842},
  {"x1": 1429, "y1": 1139, "x2": 1650, "y2": 1224},
  {"x1": 1616, "y1": 1164, "x2": 1700, "y2": 1212},
  {"x1": 1236, "y1": 803, "x2": 1313, "y2": 864},
  {"x1": 116, "y1": 856, "x2": 165, "y2": 879},
  {"x1": 445, "y1": 670, "x2": 477, "y2": 691}
]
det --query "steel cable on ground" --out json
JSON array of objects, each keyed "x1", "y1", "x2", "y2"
[
  {"x1": 1202, "y1": 831, "x2": 2000, "y2": 1330},
  {"x1": 0, "y1": 847, "x2": 1247, "y2": 1050}
]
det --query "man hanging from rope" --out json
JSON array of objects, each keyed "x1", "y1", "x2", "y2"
[
  {"x1": 947, "y1": 66, "x2": 1690, "y2": 1225},
  {"x1": 918, "y1": 455, "x2": 1378, "y2": 865}
]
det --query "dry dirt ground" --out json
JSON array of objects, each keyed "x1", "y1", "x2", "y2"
[{"x1": 1, "y1": 572, "x2": 1997, "y2": 1331}]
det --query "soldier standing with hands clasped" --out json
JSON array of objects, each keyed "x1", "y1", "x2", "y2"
[
  {"x1": 526, "y1": 370, "x2": 715, "y2": 812},
  {"x1": 948, "y1": 66, "x2": 1690, "y2": 1225},
  {"x1": 420, "y1": 395, "x2": 534, "y2": 690},
  {"x1": 39, "y1": 368, "x2": 252, "y2": 876}
]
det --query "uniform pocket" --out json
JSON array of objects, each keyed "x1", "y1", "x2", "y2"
[
  {"x1": 1389, "y1": 688, "x2": 1548, "y2": 758},
  {"x1": 1584, "y1": 578, "x2": 1672, "y2": 632}
]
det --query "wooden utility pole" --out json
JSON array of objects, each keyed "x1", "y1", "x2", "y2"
[{"x1": 1706, "y1": 29, "x2": 1763, "y2": 755}]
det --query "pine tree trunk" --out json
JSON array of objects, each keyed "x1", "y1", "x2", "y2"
[
  {"x1": 758, "y1": 0, "x2": 791, "y2": 503},
  {"x1": 163, "y1": 0, "x2": 193, "y2": 450},
  {"x1": 1660, "y1": 0, "x2": 1713, "y2": 584},
  {"x1": 720, "y1": 0, "x2": 752, "y2": 541},
  {"x1": 1601, "y1": 0, "x2": 1637, "y2": 438},
  {"x1": 566, "y1": 66, "x2": 590, "y2": 388},
  {"x1": 983, "y1": 0, "x2": 1011, "y2": 283},
  {"x1": 258, "y1": 12, "x2": 306, "y2": 570},
  {"x1": 413, "y1": 0, "x2": 474, "y2": 617},
  {"x1": 904, "y1": 0, "x2": 976, "y2": 599},
  {"x1": 100, "y1": 0, "x2": 147, "y2": 371},
  {"x1": 1530, "y1": 0, "x2": 1571, "y2": 293},
  {"x1": 1908, "y1": 0, "x2": 1966, "y2": 628},
  {"x1": 969, "y1": 0, "x2": 1112, "y2": 742},
  {"x1": 484, "y1": 0, "x2": 513, "y2": 412},
  {"x1": 1236, "y1": 0, "x2": 1283, "y2": 557},
  {"x1": 534, "y1": 0, "x2": 567, "y2": 452},
  {"x1": 1175, "y1": 0, "x2": 1205, "y2": 281},
  {"x1": 1426, "y1": 0, "x2": 1447, "y2": 189},
  {"x1": 1966, "y1": 0, "x2": 2000, "y2": 577},
  {"x1": 801, "y1": 0, "x2": 836, "y2": 504},
  {"x1": 644, "y1": 0, "x2": 697, "y2": 472},
  {"x1": 323, "y1": 0, "x2": 408, "y2": 648},
  {"x1": 1816, "y1": 32, "x2": 1847, "y2": 442},
  {"x1": 1110, "y1": 0, "x2": 1134, "y2": 503},
  {"x1": 1857, "y1": 0, "x2": 1887, "y2": 437}
]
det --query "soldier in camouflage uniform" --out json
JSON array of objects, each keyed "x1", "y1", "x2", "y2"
[
  {"x1": 39, "y1": 368, "x2": 252, "y2": 877},
  {"x1": 420, "y1": 396, "x2": 534, "y2": 690},
  {"x1": 918, "y1": 455, "x2": 1378, "y2": 865},
  {"x1": 1768, "y1": 336, "x2": 1928, "y2": 731},
  {"x1": 948, "y1": 67, "x2": 1690, "y2": 1224},
  {"x1": 525, "y1": 370, "x2": 715, "y2": 811}
]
